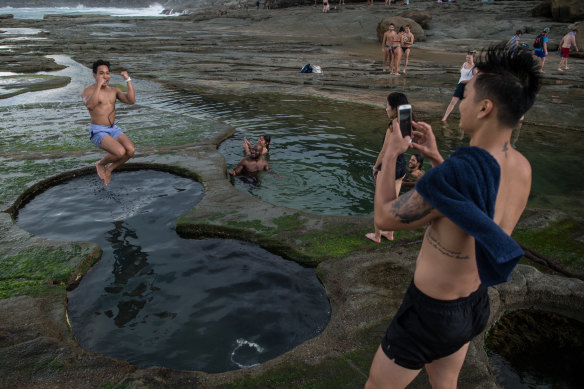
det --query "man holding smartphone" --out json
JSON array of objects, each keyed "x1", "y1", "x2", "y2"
[{"x1": 366, "y1": 45, "x2": 541, "y2": 388}]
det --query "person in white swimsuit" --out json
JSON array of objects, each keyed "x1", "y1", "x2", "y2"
[{"x1": 442, "y1": 51, "x2": 477, "y2": 122}]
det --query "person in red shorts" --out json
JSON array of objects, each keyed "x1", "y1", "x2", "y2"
[{"x1": 558, "y1": 29, "x2": 579, "y2": 72}]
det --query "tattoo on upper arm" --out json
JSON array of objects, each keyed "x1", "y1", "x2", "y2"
[
  {"x1": 427, "y1": 231, "x2": 470, "y2": 260},
  {"x1": 391, "y1": 191, "x2": 433, "y2": 224}
]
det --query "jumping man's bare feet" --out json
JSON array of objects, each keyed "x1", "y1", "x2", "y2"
[
  {"x1": 95, "y1": 161, "x2": 106, "y2": 181},
  {"x1": 104, "y1": 166, "x2": 112, "y2": 186}
]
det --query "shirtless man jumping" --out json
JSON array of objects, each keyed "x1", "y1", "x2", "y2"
[
  {"x1": 366, "y1": 45, "x2": 541, "y2": 388},
  {"x1": 82, "y1": 59, "x2": 136, "y2": 186}
]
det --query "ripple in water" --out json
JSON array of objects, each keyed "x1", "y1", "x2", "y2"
[{"x1": 16, "y1": 170, "x2": 330, "y2": 373}]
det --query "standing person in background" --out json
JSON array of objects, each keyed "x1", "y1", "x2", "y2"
[
  {"x1": 392, "y1": 27, "x2": 405, "y2": 75},
  {"x1": 506, "y1": 30, "x2": 523, "y2": 54},
  {"x1": 442, "y1": 51, "x2": 476, "y2": 121},
  {"x1": 533, "y1": 27, "x2": 550, "y2": 72},
  {"x1": 381, "y1": 24, "x2": 398, "y2": 73},
  {"x1": 400, "y1": 24, "x2": 415, "y2": 74},
  {"x1": 366, "y1": 92, "x2": 413, "y2": 244},
  {"x1": 82, "y1": 59, "x2": 136, "y2": 186},
  {"x1": 558, "y1": 29, "x2": 578, "y2": 72}
]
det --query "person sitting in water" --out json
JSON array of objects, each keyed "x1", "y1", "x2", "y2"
[
  {"x1": 402, "y1": 153, "x2": 425, "y2": 189},
  {"x1": 229, "y1": 143, "x2": 276, "y2": 176},
  {"x1": 243, "y1": 134, "x2": 270, "y2": 156}
]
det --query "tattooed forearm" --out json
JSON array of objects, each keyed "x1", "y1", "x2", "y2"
[
  {"x1": 427, "y1": 231, "x2": 470, "y2": 260},
  {"x1": 391, "y1": 191, "x2": 433, "y2": 224}
]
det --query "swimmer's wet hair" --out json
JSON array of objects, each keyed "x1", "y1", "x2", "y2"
[
  {"x1": 92, "y1": 59, "x2": 111, "y2": 74},
  {"x1": 262, "y1": 134, "x2": 271, "y2": 149},
  {"x1": 473, "y1": 44, "x2": 541, "y2": 128}
]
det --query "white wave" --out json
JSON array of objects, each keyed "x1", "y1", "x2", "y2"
[
  {"x1": 0, "y1": 3, "x2": 177, "y2": 20},
  {"x1": 230, "y1": 338, "x2": 264, "y2": 369}
]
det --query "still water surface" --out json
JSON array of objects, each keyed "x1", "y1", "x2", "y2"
[{"x1": 16, "y1": 170, "x2": 330, "y2": 372}]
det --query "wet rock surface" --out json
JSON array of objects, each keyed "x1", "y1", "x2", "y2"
[{"x1": 1, "y1": 1, "x2": 583, "y2": 388}]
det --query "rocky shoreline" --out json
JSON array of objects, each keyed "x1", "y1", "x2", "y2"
[{"x1": 1, "y1": 1, "x2": 583, "y2": 388}]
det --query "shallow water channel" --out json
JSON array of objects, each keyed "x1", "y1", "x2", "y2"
[
  {"x1": 16, "y1": 170, "x2": 330, "y2": 372},
  {"x1": 2, "y1": 56, "x2": 583, "y2": 216}
]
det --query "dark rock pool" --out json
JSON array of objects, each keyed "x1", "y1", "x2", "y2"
[
  {"x1": 486, "y1": 309, "x2": 583, "y2": 388},
  {"x1": 16, "y1": 170, "x2": 330, "y2": 373}
]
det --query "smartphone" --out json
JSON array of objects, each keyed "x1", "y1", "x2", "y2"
[{"x1": 398, "y1": 104, "x2": 412, "y2": 138}]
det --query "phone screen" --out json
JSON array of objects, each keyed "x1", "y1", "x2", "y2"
[{"x1": 399, "y1": 106, "x2": 412, "y2": 138}]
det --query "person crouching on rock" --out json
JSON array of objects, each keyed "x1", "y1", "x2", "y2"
[{"x1": 82, "y1": 59, "x2": 136, "y2": 186}]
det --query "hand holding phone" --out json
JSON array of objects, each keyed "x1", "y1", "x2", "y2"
[{"x1": 398, "y1": 104, "x2": 412, "y2": 138}]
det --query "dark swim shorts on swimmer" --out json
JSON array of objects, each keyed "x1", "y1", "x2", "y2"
[
  {"x1": 453, "y1": 82, "x2": 466, "y2": 99},
  {"x1": 89, "y1": 123, "x2": 124, "y2": 147},
  {"x1": 381, "y1": 281, "x2": 490, "y2": 370}
]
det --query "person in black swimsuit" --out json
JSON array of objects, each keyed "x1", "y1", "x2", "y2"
[{"x1": 367, "y1": 92, "x2": 416, "y2": 243}]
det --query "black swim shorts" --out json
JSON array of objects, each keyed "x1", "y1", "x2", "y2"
[
  {"x1": 381, "y1": 281, "x2": 489, "y2": 370},
  {"x1": 453, "y1": 82, "x2": 466, "y2": 99}
]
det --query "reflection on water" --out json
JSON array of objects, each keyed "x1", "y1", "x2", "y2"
[{"x1": 16, "y1": 170, "x2": 330, "y2": 373}]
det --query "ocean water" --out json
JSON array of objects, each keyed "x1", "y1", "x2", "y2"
[{"x1": 0, "y1": 3, "x2": 181, "y2": 19}]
